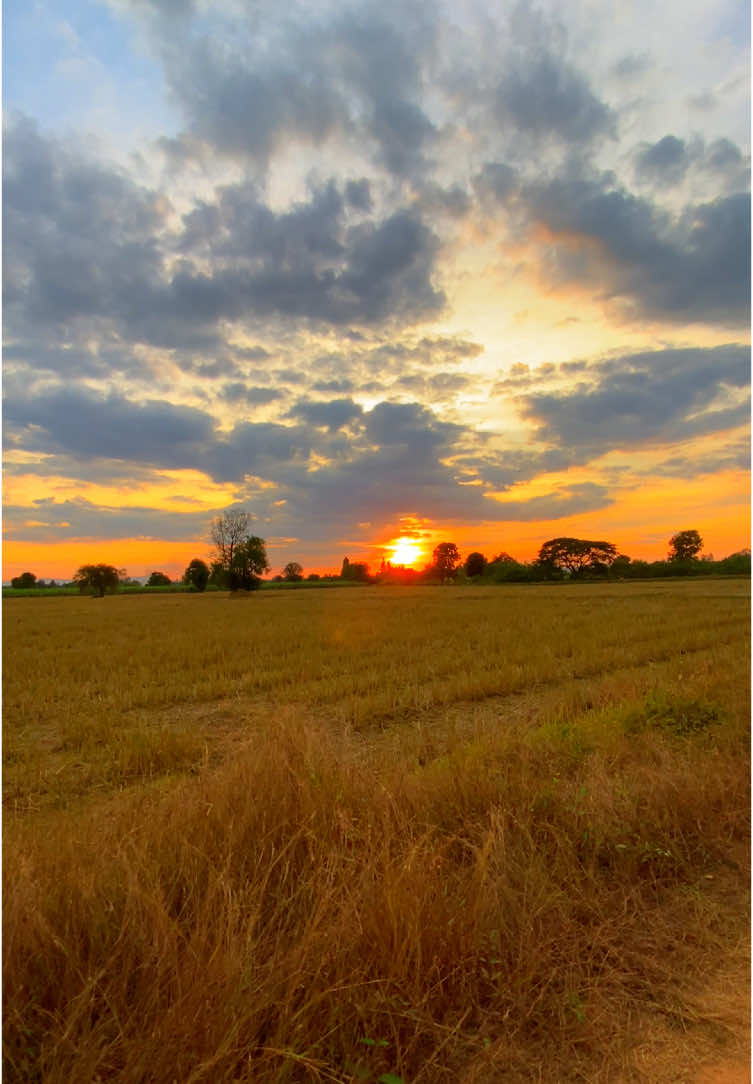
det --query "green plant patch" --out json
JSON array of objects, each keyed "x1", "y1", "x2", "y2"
[{"x1": 622, "y1": 691, "x2": 722, "y2": 737}]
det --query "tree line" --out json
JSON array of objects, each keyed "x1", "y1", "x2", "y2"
[{"x1": 8, "y1": 522, "x2": 750, "y2": 595}]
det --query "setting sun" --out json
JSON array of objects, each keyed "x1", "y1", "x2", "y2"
[{"x1": 388, "y1": 537, "x2": 424, "y2": 568}]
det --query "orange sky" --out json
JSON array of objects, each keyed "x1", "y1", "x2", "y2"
[{"x1": 4, "y1": 466, "x2": 748, "y2": 582}]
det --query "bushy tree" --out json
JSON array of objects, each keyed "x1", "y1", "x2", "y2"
[
  {"x1": 538, "y1": 537, "x2": 617, "y2": 576},
  {"x1": 718, "y1": 549, "x2": 751, "y2": 575},
  {"x1": 491, "y1": 551, "x2": 516, "y2": 565},
  {"x1": 183, "y1": 558, "x2": 210, "y2": 592},
  {"x1": 210, "y1": 511, "x2": 269, "y2": 591},
  {"x1": 464, "y1": 551, "x2": 487, "y2": 578},
  {"x1": 668, "y1": 529, "x2": 703, "y2": 562},
  {"x1": 610, "y1": 554, "x2": 632, "y2": 578},
  {"x1": 73, "y1": 564, "x2": 123, "y2": 597},
  {"x1": 433, "y1": 542, "x2": 461, "y2": 581},
  {"x1": 283, "y1": 561, "x2": 304, "y2": 582},
  {"x1": 10, "y1": 571, "x2": 37, "y2": 589},
  {"x1": 146, "y1": 571, "x2": 171, "y2": 587},
  {"x1": 230, "y1": 537, "x2": 269, "y2": 591}
]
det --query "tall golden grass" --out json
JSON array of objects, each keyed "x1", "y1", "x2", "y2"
[{"x1": 3, "y1": 581, "x2": 750, "y2": 1081}]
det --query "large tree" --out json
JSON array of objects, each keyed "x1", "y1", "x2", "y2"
[
  {"x1": 668, "y1": 529, "x2": 703, "y2": 562},
  {"x1": 433, "y1": 542, "x2": 461, "y2": 581},
  {"x1": 283, "y1": 562, "x2": 304, "y2": 582},
  {"x1": 537, "y1": 538, "x2": 617, "y2": 576},
  {"x1": 211, "y1": 511, "x2": 269, "y2": 591},
  {"x1": 230, "y1": 537, "x2": 270, "y2": 591},
  {"x1": 210, "y1": 510, "x2": 251, "y2": 572},
  {"x1": 73, "y1": 564, "x2": 123, "y2": 597}
]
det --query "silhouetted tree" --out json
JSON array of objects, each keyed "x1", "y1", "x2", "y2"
[
  {"x1": 73, "y1": 564, "x2": 123, "y2": 597},
  {"x1": 718, "y1": 549, "x2": 751, "y2": 575},
  {"x1": 668, "y1": 529, "x2": 703, "y2": 562},
  {"x1": 210, "y1": 511, "x2": 269, "y2": 591},
  {"x1": 211, "y1": 510, "x2": 250, "y2": 570},
  {"x1": 10, "y1": 572, "x2": 37, "y2": 589},
  {"x1": 183, "y1": 558, "x2": 210, "y2": 592},
  {"x1": 146, "y1": 571, "x2": 171, "y2": 586},
  {"x1": 610, "y1": 554, "x2": 632, "y2": 578},
  {"x1": 537, "y1": 538, "x2": 617, "y2": 576},
  {"x1": 341, "y1": 557, "x2": 371, "y2": 582},
  {"x1": 464, "y1": 551, "x2": 487, "y2": 578},
  {"x1": 433, "y1": 542, "x2": 461, "y2": 581},
  {"x1": 491, "y1": 551, "x2": 516, "y2": 565},
  {"x1": 283, "y1": 561, "x2": 304, "y2": 582},
  {"x1": 230, "y1": 537, "x2": 269, "y2": 591}
]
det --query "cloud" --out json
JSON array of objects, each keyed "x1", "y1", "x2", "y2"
[
  {"x1": 488, "y1": 482, "x2": 614, "y2": 522},
  {"x1": 4, "y1": 117, "x2": 446, "y2": 361},
  {"x1": 634, "y1": 135, "x2": 689, "y2": 183},
  {"x1": 219, "y1": 384, "x2": 286, "y2": 406},
  {"x1": 4, "y1": 386, "x2": 215, "y2": 468},
  {"x1": 517, "y1": 344, "x2": 750, "y2": 456},
  {"x1": 152, "y1": 182, "x2": 446, "y2": 328},
  {"x1": 633, "y1": 134, "x2": 750, "y2": 190},
  {"x1": 527, "y1": 166, "x2": 750, "y2": 325},
  {"x1": 286, "y1": 398, "x2": 364, "y2": 432},
  {"x1": 144, "y1": 1, "x2": 439, "y2": 177},
  {"x1": 495, "y1": 52, "x2": 615, "y2": 144},
  {"x1": 2, "y1": 497, "x2": 210, "y2": 543},
  {"x1": 611, "y1": 53, "x2": 652, "y2": 79}
]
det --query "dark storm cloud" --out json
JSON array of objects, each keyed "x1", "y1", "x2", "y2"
[
  {"x1": 517, "y1": 345, "x2": 750, "y2": 456},
  {"x1": 528, "y1": 167, "x2": 750, "y2": 324},
  {"x1": 495, "y1": 52, "x2": 615, "y2": 143}
]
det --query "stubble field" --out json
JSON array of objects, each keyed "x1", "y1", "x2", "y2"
[{"x1": 3, "y1": 580, "x2": 750, "y2": 1082}]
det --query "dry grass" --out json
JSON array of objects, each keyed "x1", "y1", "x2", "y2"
[{"x1": 3, "y1": 580, "x2": 750, "y2": 1082}]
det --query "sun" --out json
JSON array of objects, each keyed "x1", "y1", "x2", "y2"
[{"x1": 388, "y1": 536, "x2": 424, "y2": 567}]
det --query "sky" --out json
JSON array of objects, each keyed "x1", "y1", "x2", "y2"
[{"x1": 3, "y1": 0, "x2": 750, "y2": 581}]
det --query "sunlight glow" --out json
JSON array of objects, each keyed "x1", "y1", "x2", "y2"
[{"x1": 388, "y1": 537, "x2": 424, "y2": 567}]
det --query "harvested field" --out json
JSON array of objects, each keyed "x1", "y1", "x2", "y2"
[{"x1": 3, "y1": 580, "x2": 750, "y2": 1082}]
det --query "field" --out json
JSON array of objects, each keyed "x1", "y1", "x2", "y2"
[{"x1": 3, "y1": 580, "x2": 750, "y2": 1082}]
